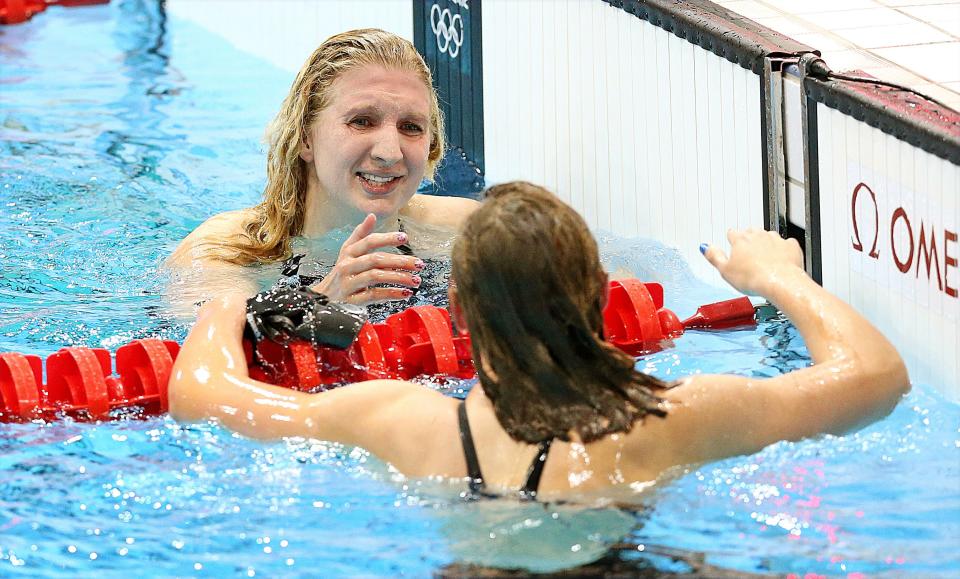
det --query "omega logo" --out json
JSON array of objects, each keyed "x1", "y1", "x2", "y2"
[
  {"x1": 851, "y1": 181, "x2": 958, "y2": 298},
  {"x1": 430, "y1": 3, "x2": 465, "y2": 59}
]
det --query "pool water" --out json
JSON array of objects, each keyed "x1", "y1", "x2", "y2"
[{"x1": 2, "y1": 1, "x2": 958, "y2": 576}]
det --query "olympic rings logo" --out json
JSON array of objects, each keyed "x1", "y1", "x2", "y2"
[{"x1": 430, "y1": 4, "x2": 464, "y2": 59}]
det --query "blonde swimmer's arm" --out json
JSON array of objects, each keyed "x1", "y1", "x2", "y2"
[
  {"x1": 168, "y1": 294, "x2": 320, "y2": 439},
  {"x1": 167, "y1": 295, "x2": 453, "y2": 458}
]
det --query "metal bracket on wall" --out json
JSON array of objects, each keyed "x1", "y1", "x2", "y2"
[
  {"x1": 762, "y1": 56, "x2": 793, "y2": 237},
  {"x1": 799, "y1": 53, "x2": 823, "y2": 284}
]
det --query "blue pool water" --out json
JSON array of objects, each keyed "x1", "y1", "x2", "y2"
[{"x1": 2, "y1": 2, "x2": 958, "y2": 576}]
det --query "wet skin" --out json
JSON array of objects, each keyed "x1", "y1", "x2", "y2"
[
  {"x1": 165, "y1": 63, "x2": 477, "y2": 309},
  {"x1": 299, "y1": 65, "x2": 432, "y2": 234},
  {"x1": 170, "y1": 229, "x2": 910, "y2": 497},
  {"x1": 299, "y1": 66, "x2": 446, "y2": 304}
]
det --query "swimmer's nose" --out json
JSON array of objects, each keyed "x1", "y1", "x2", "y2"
[{"x1": 370, "y1": 127, "x2": 403, "y2": 167}]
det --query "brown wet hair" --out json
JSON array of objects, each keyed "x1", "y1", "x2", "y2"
[{"x1": 451, "y1": 182, "x2": 668, "y2": 444}]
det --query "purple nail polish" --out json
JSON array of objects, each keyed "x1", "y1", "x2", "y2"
[
  {"x1": 414, "y1": 259, "x2": 425, "y2": 270},
  {"x1": 397, "y1": 232, "x2": 408, "y2": 243},
  {"x1": 411, "y1": 275, "x2": 422, "y2": 286}
]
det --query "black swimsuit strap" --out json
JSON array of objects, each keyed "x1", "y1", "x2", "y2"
[
  {"x1": 457, "y1": 401, "x2": 486, "y2": 493},
  {"x1": 397, "y1": 217, "x2": 413, "y2": 255},
  {"x1": 279, "y1": 253, "x2": 321, "y2": 287},
  {"x1": 519, "y1": 439, "x2": 552, "y2": 500},
  {"x1": 459, "y1": 400, "x2": 554, "y2": 501}
]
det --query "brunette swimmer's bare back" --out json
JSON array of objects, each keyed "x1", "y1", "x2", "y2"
[{"x1": 168, "y1": 229, "x2": 909, "y2": 499}]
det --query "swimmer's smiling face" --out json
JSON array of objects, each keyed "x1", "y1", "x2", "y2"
[{"x1": 300, "y1": 64, "x2": 432, "y2": 223}]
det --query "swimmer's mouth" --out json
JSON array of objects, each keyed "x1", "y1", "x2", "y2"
[{"x1": 357, "y1": 172, "x2": 403, "y2": 193}]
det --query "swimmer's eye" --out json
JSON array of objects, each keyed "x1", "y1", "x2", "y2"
[{"x1": 400, "y1": 122, "x2": 425, "y2": 135}]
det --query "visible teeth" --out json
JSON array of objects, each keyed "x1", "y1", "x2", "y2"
[{"x1": 359, "y1": 173, "x2": 396, "y2": 183}]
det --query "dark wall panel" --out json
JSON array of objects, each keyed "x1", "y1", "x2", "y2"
[{"x1": 414, "y1": 0, "x2": 484, "y2": 196}]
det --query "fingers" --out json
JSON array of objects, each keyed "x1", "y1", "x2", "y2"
[
  {"x1": 313, "y1": 267, "x2": 421, "y2": 301},
  {"x1": 346, "y1": 286, "x2": 416, "y2": 306},
  {"x1": 350, "y1": 268, "x2": 422, "y2": 290},
  {"x1": 788, "y1": 237, "x2": 805, "y2": 267},
  {"x1": 340, "y1": 252, "x2": 424, "y2": 276},
  {"x1": 322, "y1": 215, "x2": 428, "y2": 304},
  {"x1": 339, "y1": 214, "x2": 409, "y2": 260},
  {"x1": 317, "y1": 252, "x2": 424, "y2": 303},
  {"x1": 701, "y1": 243, "x2": 729, "y2": 271},
  {"x1": 343, "y1": 230, "x2": 410, "y2": 258},
  {"x1": 342, "y1": 213, "x2": 378, "y2": 249}
]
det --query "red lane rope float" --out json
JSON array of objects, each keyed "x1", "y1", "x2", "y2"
[
  {"x1": 115, "y1": 339, "x2": 179, "y2": 413},
  {"x1": 603, "y1": 280, "x2": 680, "y2": 355},
  {"x1": 46, "y1": 347, "x2": 112, "y2": 418},
  {"x1": 600, "y1": 280, "x2": 755, "y2": 355},
  {"x1": 0, "y1": 0, "x2": 109, "y2": 26},
  {"x1": 0, "y1": 279, "x2": 757, "y2": 422},
  {"x1": 0, "y1": 339, "x2": 179, "y2": 422},
  {"x1": 247, "y1": 305, "x2": 476, "y2": 392},
  {"x1": 0, "y1": 353, "x2": 42, "y2": 417},
  {"x1": 220, "y1": 281, "x2": 754, "y2": 394},
  {"x1": 681, "y1": 296, "x2": 757, "y2": 330},
  {"x1": 387, "y1": 306, "x2": 467, "y2": 378}
]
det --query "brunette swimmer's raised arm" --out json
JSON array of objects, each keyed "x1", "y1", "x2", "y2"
[
  {"x1": 166, "y1": 294, "x2": 461, "y2": 474},
  {"x1": 660, "y1": 230, "x2": 910, "y2": 466}
]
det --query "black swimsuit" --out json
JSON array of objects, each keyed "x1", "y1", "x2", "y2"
[
  {"x1": 275, "y1": 220, "x2": 453, "y2": 321},
  {"x1": 457, "y1": 401, "x2": 552, "y2": 501},
  {"x1": 277, "y1": 219, "x2": 415, "y2": 288}
]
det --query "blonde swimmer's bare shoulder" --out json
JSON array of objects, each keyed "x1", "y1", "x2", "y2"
[
  {"x1": 167, "y1": 209, "x2": 257, "y2": 267},
  {"x1": 402, "y1": 194, "x2": 479, "y2": 230}
]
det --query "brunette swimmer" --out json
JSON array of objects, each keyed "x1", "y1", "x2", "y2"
[
  {"x1": 169, "y1": 182, "x2": 909, "y2": 499},
  {"x1": 167, "y1": 29, "x2": 478, "y2": 306}
]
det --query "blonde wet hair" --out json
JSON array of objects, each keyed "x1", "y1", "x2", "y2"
[{"x1": 205, "y1": 29, "x2": 445, "y2": 265}]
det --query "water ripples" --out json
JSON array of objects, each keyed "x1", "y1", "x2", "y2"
[{"x1": 1, "y1": 1, "x2": 957, "y2": 577}]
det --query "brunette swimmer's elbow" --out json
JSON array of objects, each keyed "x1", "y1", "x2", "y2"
[
  {"x1": 848, "y1": 350, "x2": 911, "y2": 430},
  {"x1": 883, "y1": 353, "x2": 911, "y2": 399}
]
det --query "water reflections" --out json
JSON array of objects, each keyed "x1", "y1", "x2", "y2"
[{"x1": 1, "y1": 2, "x2": 957, "y2": 577}]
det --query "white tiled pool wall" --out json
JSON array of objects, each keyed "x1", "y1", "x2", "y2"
[
  {"x1": 815, "y1": 107, "x2": 959, "y2": 398},
  {"x1": 167, "y1": 0, "x2": 959, "y2": 399},
  {"x1": 481, "y1": 0, "x2": 764, "y2": 288}
]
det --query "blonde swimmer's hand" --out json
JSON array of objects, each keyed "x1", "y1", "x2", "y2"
[
  {"x1": 701, "y1": 229, "x2": 805, "y2": 296},
  {"x1": 313, "y1": 214, "x2": 426, "y2": 306}
]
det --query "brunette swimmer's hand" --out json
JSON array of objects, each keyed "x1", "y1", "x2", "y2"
[
  {"x1": 311, "y1": 213, "x2": 425, "y2": 305},
  {"x1": 701, "y1": 228, "x2": 805, "y2": 296}
]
